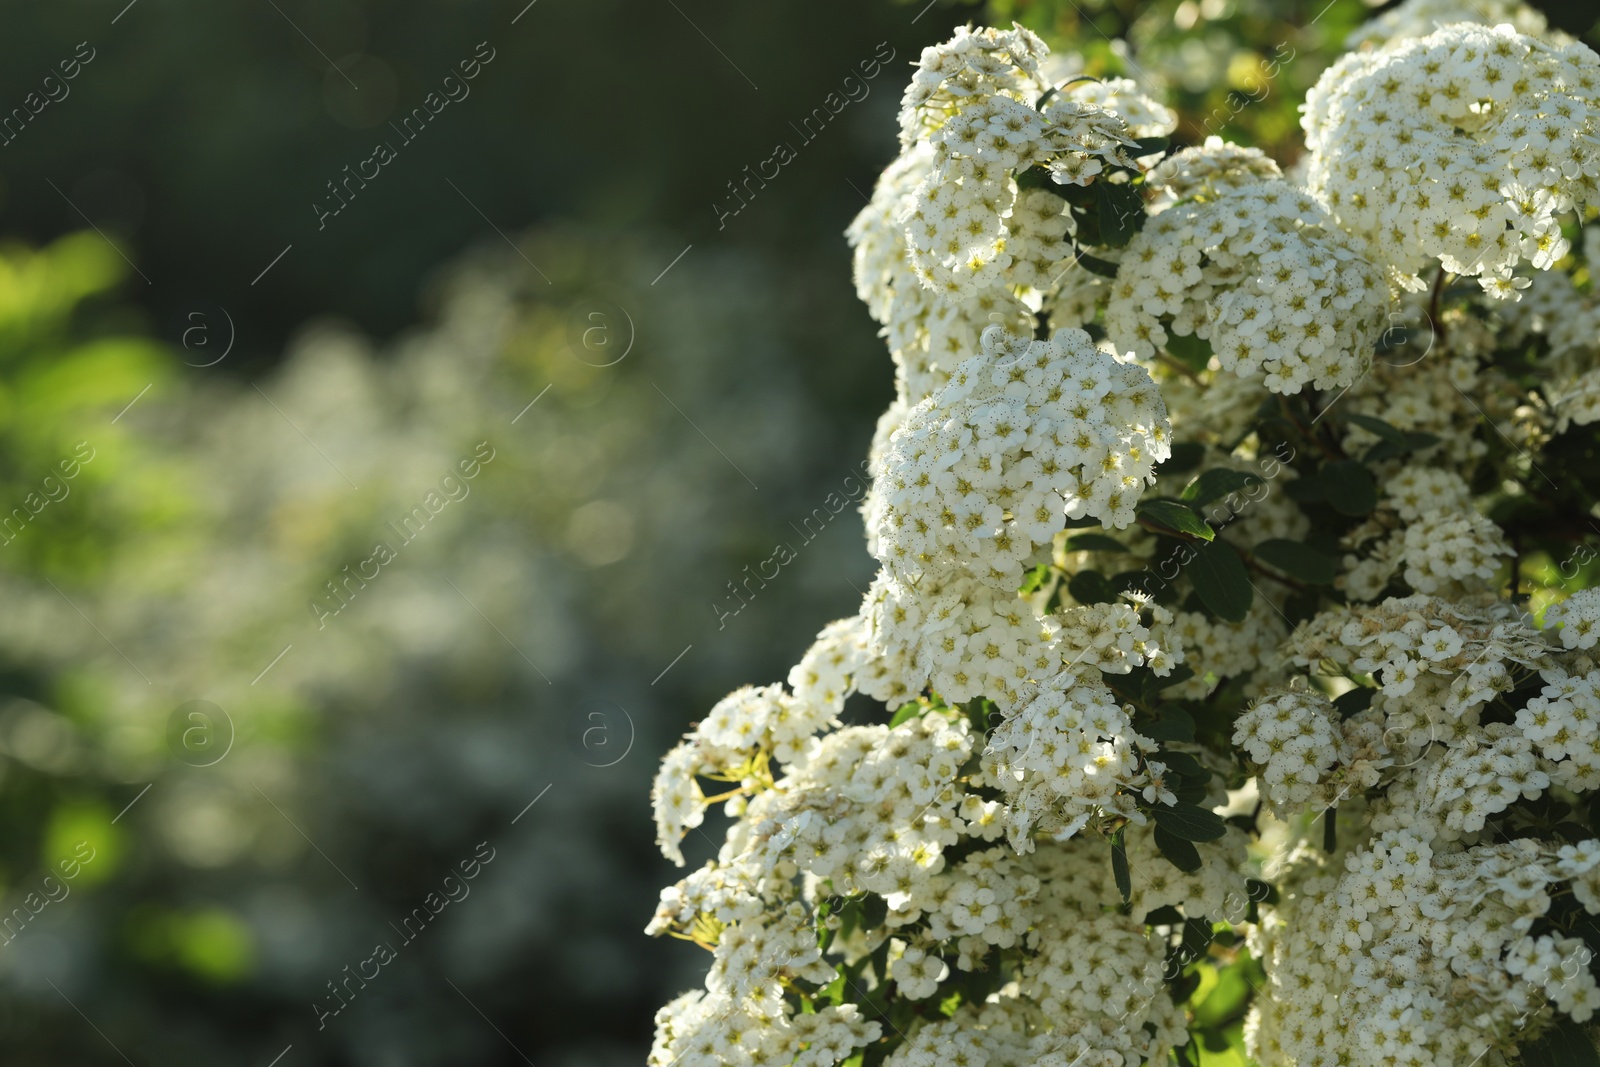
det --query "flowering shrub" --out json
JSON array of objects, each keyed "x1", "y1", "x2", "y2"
[{"x1": 649, "y1": 4, "x2": 1600, "y2": 1064}]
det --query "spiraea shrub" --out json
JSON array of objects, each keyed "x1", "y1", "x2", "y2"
[{"x1": 648, "y1": 5, "x2": 1600, "y2": 1065}]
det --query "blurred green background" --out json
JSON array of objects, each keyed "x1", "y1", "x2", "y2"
[{"x1": 0, "y1": 0, "x2": 1592, "y2": 1065}]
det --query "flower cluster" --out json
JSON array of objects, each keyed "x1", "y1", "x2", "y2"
[
  {"x1": 984, "y1": 667, "x2": 1154, "y2": 848},
  {"x1": 1145, "y1": 135, "x2": 1283, "y2": 207},
  {"x1": 1253, "y1": 830, "x2": 1600, "y2": 1067},
  {"x1": 902, "y1": 93, "x2": 1140, "y2": 296},
  {"x1": 1304, "y1": 22, "x2": 1600, "y2": 297},
  {"x1": 847, "y1": 143, "x2": 1036, "y2": 405},
  {"x1": 862, "y1": 572, "x2": 1179, "y2": 711},
  {"x1": 654, "y1": 14, "x2": 1600, "y2": 1067},
  {"x1": 1518, "y1": 666, "x2": 1600, "y2": 790},
  {"x1": 1232, "y1": 685, "x2": 1383, "y2": 815},
  {"x1": 1106, "y1": 174, "x2": 1390, "y2": 392},
  {"x1": 851, "y1": 26, "x2": 1176, "y2": 407},
  {"x1": 898, "y1": 24, "x2": 1050, "y2": 149},
  {"x1": 1550, "y1": 589, "x2": 1600, "y2": 650},
  {"x1": 1342, "y1": 465, "x2": 1514, "y2": 600},
  {"x1": 867, "y1": 325, "x2": 1171, "y2": 591},
  {"x1": 652, "y1": 618, "x2": 877, "y2": 865},
  {"x1": 1345, "y1": 0, "x2": 1549, "y2": 50}
]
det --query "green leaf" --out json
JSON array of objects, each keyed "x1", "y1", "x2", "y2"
[
  {"x1": 1345, "y1": 414, "x2": 1404, "y2": 444},
  {"x1": 1247, "y1": 878, "x2": 1279, "y2": 906},
  {"x1": 1144, "y1": 719, "x2": 1192, "y2": 744},
  {"x1": 1147, "y1": 666, "x2": 1197, "y2": 694},
  {"x1": 1193, "y1": 965, "x2": 1256, "y2": 1029},
  {"x1": 1110, "y1": 569, "x2": 1155, "y2": 598},
  {"x1": 1074, "y1": 249, "x2": 1120, "y2": 278},
  {"x1": 1318, "y1": 460, "x2": 1376, "y2": 517},
  {"x1": 1332, "y1": 688, "x2": 1374, "y2": 720},
  {"x1": 1018, "y1": 563, "x2": 1052, "y2": 595},
  {"x1": 1142, "y1": 704, "x2": 1196, "y2": 744},
  {"x1": 1159, "y1": 442, "x2": 1207, "y2": 475},
  {"x1": 1403, "y1": 431, "x2": 1441, "y2": 451},
  {"x1": 1066, "y1": 533, "x2": 1128, "y2": 554},
  {"x1": 1153, "y1": 802, "x2": 1228, "y2": 842},
  {"x1": 964, "y1": 697, "x2": 999, "y2": 737},
  {"x1": 1157, "y1": 750, "x2": 1210, "y2": 782},
  {"x1": 1132, "y1": 135, "x2": 1170, "y2": 155},
  {"x1": 1164, "y1": 332, "x2": 1213, "y2": 374},
  {"x1": 1342, "y1": 415, "x2": 1439, "y2": 459},
  {"x1": 1145, "y1": 905, "x2": 1184, "y2": 926},
  {"x1": 1111, "y1": 829, "x2": 1131, "y2": 903},
  {"x1": 1252, "y1": 539, "x2": 1337, "y2": 585},
  {"x1": 1137, "y1": 499, "x2": 1215, "y2": 541},
  {"x1": 1014, "y1": 166, "x2": 1056, "y2": 192},
  {"x1": 1285, "y1": 477, "x2": 1324, "y2": 504},
  {"x1": 1096, "y1": 180, "x2": 1146, "y2": 248},
  {"x1": 1154, "y1": 825, "x2": 1202, "y2": 872},
  {"x1": 1188, "y1": 541, "x2": 1253, "y2": 622},
  {"x1": 889, "y1": 702, "x2": 926, "y2": 728},
  {"x1": 1181, "y1": 468, "x2": 1265, "y2": 507},
  {"x1": 1521, "y1": 1015, "x2": 1600, "y2": 1067},
  {"x1": 1067, "y1": 570, "x2": 1114, "y2": 606},
  {"x1": 1182, "y1": 916, "x2": 1215, "y2": 959}
]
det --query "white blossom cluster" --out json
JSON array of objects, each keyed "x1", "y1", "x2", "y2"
[
  {"x1": 984, "y1": 667, "x2": 1155, "y2": 849},
  {"x1": 1550, "y1": 589, "x2": 1600, "y2": 650},
  {"x1": 1106, "y1": 173, "x2": 1390, "y2": 393},
  {"x1": 1251, "y1": 587, "x2": 1600, "y2": 1058},
  {"x1": 866, "y1": 325, "x2": 1171, "y2": 591},
  {"x1": 1345, "y1": 0, "x2": 1549, "y2": 50},
  {"x1": 1167, "y1": 599, "x2": 1287, "y2": 700},
  {"x1": 1519, "y1": 665, "x2": 1600, "y2": 790},
  {"x1": 862, "y1": 572, "x2": 1179, "y2": 711},
  {"x1": 850, "y1": 25, "x2": 1175, "y2": 406},
  {"x1": 1232, "y1": 685, "x2": 1383, "y2": 815},
  {"x1": 1145, "y1": 135, "x2": 1283, "y2": 208},
  {"x1": 848, "y1": 142, "x2": 1038, "y2": 406},
  {"x1": 1288, "y1": 594, "x2": 1552, "y2": 722},
  {"x1": 1252, "y1": 833, "x2": 1600, "y2": 1067},
  {"x1": 1304, "y1": 22, "x2": 1600, "y2": 298},
  {"x1": 653, "y1": 16, "x2": 1600, "y2": 1067},
  {"x1": 898, "y1": 24, "x2": 1051, "y2": 150},
  {"x1": 1342, "y1": 465, "x2": 1514, "y2": 600},
  {"x1": 1501, "y1": 260, "x2": 1600, "y2": 431},
  {"x1": 652, "y1": 618, "x2": 878, "y2": 865},
  {"x1": 902, "y1": 92, "x2": 1140, "y2": 295}
]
